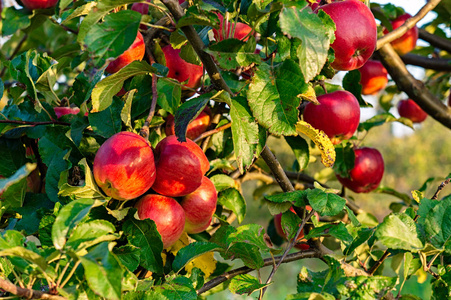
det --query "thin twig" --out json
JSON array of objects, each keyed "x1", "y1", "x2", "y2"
[
  {"x1": 375, "y1": 0, "x2": 442, "y2": 50},
  {"x1": 368, "y1": 250, "x2": 390, "y2": 275},
  {"x1": 193, "y1": 122, "x2": 231, "y2": 143},
  {"x1": 431, "y1": 178, "x2": 451, "y2": 200},
  {"x1": 0, "y1": 278, "x2": 66, "y2": 300},
  {"x1": 139, "y1": 74, "x2": 158, "y2": 140}
]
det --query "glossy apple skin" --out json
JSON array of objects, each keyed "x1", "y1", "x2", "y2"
[
  {"x1": 21, "y1": 0, "x2": 58, "y2": 10},
  {"x1": 383, "y1": 13, "x2": 418, "y2": 56},
  {"x1": 165, "y1": 111, "x2": 211, "y2": 141},
  {"x1": 397, "y1": 99, "x2": 428, "y2": 123},
  {"x1": 105, "y1": 32, "x2": 145, "y2": 74},
  {"x1": 181, "y1": 177, "x2": 217, "y2": 234},
  {"x1": 318, "y1": 0, "x2": 377, "y2": 71},
  {"x1": 336, "y1": 147, "x2": 384, "y2": 193},
  {"x1": 303, "y1": 90, "x2": 361, "y2": 144},
  {"x1": 135, "y1": 194, "x2": 185, "y2": 248},
  {"x1": 152, "y1": 136, "x2": 209, "y2": 197},
  {"x1": 93, "y1": 132, "x2": 156, "y2": 200},
  {"x1": 212, "y1": 13, "x2": 253, "y2": 41},
  {"x1": 161, "y1": 45, "x2": 203, "y2": 89},
  {"x1": 358, "y1": 60, "x2": 388, "y2": 95},
  {"x1": 54, "y1": 107, "x2": 80, "y2": 119}
]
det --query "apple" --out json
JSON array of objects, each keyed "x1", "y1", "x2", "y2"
[
  {"x1": 302, "y1": 90, "x2": 361, "y2": 144},
  {"x1": 165, "y1": 110, "x2": 211, "y2": 140},
  {"x1": 161, "y1": 45, "x2": 204, "y2": 90},
  {"x1": 317, "y1": 0, "x2": 377, "y2": 71},
  {"x1": 397, "y1": 99, "x2": 428, "y2": 123},
  {"x1": 180, "y1": 176, "x2": 217, "y2": 234},
  {"x1": 152, "y1": 135, "x2": 210, "y2": 197},
  {"x1": 383, "y1": 13, "x2": 418, "y2": 56},
  {"x1": 105, "y1": 32, "x2": 145, "y2": 74},
  {"x1": 358, "y1": 60, "x2": 388, "y2": 95},
  {"x1": 212, "y1": 13, "x2": 253, "y2": 41},
  {"x1": 274, "y1": 206, "x2": 318, "y2": 250},
  {"x1": 54, "y1": 107, "x2": 80, "y2": 119},
  {"x1": 93, "y1": 132, "x2": 156, "y2": 200},
  {"x1": 135, "y1": 194, "x2": 185, "y2": 248},
  {"x1": 131, "y1": 1, "x2": 150, "y2": 30},
  {"x1": 336, "y1": 147, "x2": 384, "y2": 193},
  {"x1": 21, "y1": 0, "x2": 58, "y2": 10}
]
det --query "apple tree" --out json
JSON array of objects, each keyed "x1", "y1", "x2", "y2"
[{"x1": 0, "y1": 0, "x2": 451, "y2": 299}]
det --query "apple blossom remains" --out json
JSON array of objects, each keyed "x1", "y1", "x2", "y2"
[{"x1": 0, "y1": 0, "x2": 451, "y2": 299}]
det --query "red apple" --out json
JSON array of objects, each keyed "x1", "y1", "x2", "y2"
[
  {"x1": 135, "y1": 194, "x2": 185, "y2": 248},
  {"x1": 317, "y1": 0, "x2": 377, "y2": 71},
  {"x1": 212, "y1": 13, "x2": 253, "y2": 41},
  {"x1": 165, "y1": 110, "x2": 211, "y2": 140},
  {"x1": 131, "y1": 1, "x2": 150, "y2": 30},
  {"x1": 54, "y1": 107, "x2": 80, "y2": 119},
  {"x1": 161, "y1": 45, "x2": 204, "y2": 89},
  {"x1": 21, "y1": 0, "x2": 58, "y2": 10},
  {"x1": 336, "y1": 147, "x2": 384, "y2": 193},
  {"x1": 358, "y1": 60, "x2": 388, "y2": 95},
  {"x1": 274, "y1": 206, "x2": 318, "y2": 250},
  {"x1": 180, "y1": 176, "x2": 217, "y2": 234},
  {"x1": 105, "y1": 32, "x2": 145, "y2": 74},
  {"x1": 397, "y1": 99, "x2": 428, "y2": 123},
  {"x1": 303, "y1": 90, "x2": 361, "y2": 144},
  {"x1": 93, "y1": 132, "x2": 156, "y2": 200},
  {"x1": 383, "y1": 13, "x2": 418, "y2": 56},
  {"x1": 307, "y1": 0, "x2": 320, "y2": 10},
  {"x1": 152, "y1": 135, "x2": 210, "y2": 197}
]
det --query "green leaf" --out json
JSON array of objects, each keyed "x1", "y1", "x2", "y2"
[
  {"x1": 342, "y1": 70, "x2": 371, "y2": 107},
  {"x1": 0, "y1": 246, "x2": 47, "y2": 271},
  {"x1": 376, "y1": 214, "x2": 424, "y2": 251},
  {"x1": 210, "y1": 174, "x2": 237, "y2": 192},
  {"x1": 218, "y1": 188, "x2": 246, "y2": 224},
  {"x1": 51, "y1": 198, "x2": 97, "y2": 250},
  {"x1": 305, "y1": 223, "x2": 353, "y2": 243},
  {"x1": 229, "y1": 274, "x2": 269, "y2": 295},
  {"x1": 123, "y1": 217, "x2": 164, "y2": 273},
  {"x1": 91, "y1": 61, "x2": 155, "y2": 112},
  {"x1": 174, "y1": 94, "x2": 211, "y2": 142},
  {"x1": 172, "y1": 242, "x2": 221, "y2": 272},
  {"x1": 337, "y1": 275, "x2": 396, "y2": 299},
  {"x1": 343, "y1": 227, "x2": 375, "y2": 256},
  {"x1": 2, "y1": 8, "x2": 30, "y2": 36},
  {"x1": 157, "y1": 79, "x2": 181, "y2": 115},
  {"x1": 207, "y1": 38, "x2": 260, "y2": 70},
  {"x1": 177, "y1": 6, "x2": 219, "y2": 28},
  {"x1": 345, "y1": 206, "x2": 361, "y2": 227},
  {"x1": 88, "y1": 97, "x2": 124, "y2": 138},
  {"x1": 153, "y1": 276, "x2": 197, "y2": 300},
  {"x1": 230, "y1": 96, "x2": 265, "y2": 173},
  {"x1": 265, "y1": 190, "x2": 307, "y2": 207},
  {"x1": 285, "y1": 136, "x2": 309, "y2": 171},
  {"x1": 357, "y1": 112, "x2": 412, "y2": 132},
  {"x1": 279, "y1": 3, "x2": 335, "y2": 82},
  {"x1": 228, "y1": 224, "x2": 271, "y2": 251},
  {"x1": 0, "y1": 163, "x2": 36, "y2": 210},
  {"x1": 333, "y1": 142, "x2": 355, "y2": 178},
  {"x1": 85, "y1": 10, "x2": 141, "y2": 65},
  {"x1": 307, "y1": 189, "x2": 346, "y2": 217},
  {"x1": 80, "y1": 242, "x2": 123, "y2": 300},
  {"x1": 228, "y1": 242, "x2": 264, "y2": 269},
  {"x1": 66, "y1": 220, "x2": 116, "y2": 250},
  {"x1": 422, "y1": 196, "x2": 451, "y2": 253},
  {"x1": 59, "y1": 158, "x2": 106, "y2": 199},
  {"x1": 121, "y1": 89, "x2": 135, "y2": 130},
  {"x1": 247, "y1": 60, "x2": 307, "y2": 136},
  {"x1": 287, "y1": 292, "x2": 335, "y2": 300},
  {"x1": 114, "y1": 244, "x2": 141, "y2": 272}
]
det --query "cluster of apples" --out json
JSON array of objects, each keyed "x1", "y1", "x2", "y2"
[{"x1": 93, "y1": 132, "x2": 217, "y2": 248}]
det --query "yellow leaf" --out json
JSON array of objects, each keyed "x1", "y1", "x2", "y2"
[
  {"x1": 295, "y1": 121, "x2": 335, "y2": 168},
  {"x1": 168, "y1": 232, "x2": 190, "y2": 256},
  {"x1": 185, "y1": 252, "x2": 217, "y2": 278},
  {"x1": 299, "y1": 85, "x2": 318, "y2": 105},
  {"x1": 414, "y1": 268, "x2": 428, "y2": 284}
]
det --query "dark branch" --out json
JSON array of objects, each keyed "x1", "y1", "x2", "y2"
[
  {"x1": 0, "y1": 278, "x2": 66, "y2": 300},
  {"x1": 192, "y1": 122, "x2": 231, "y2": 143},
  {"x1": 376, "y1": 43, "x2": 451, "y2": 130},
  {"x1": 401, "y1": 53, "x2": 451, "y2": 71},
  {"x1": 260, "y1": 146, "x2": 295, "y2": 193},
  {"x1": 432, "y1": 178, "x2": 451, "y2": 200},
  {"x1": 419, "y1": 28, "x2": 451, "y2": 53}
]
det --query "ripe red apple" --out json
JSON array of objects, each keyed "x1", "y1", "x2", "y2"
[
  {"x1": 93, "y1": 132, "x2": 156, "y2": 200},
  {"x1": 180, "y1": 176, "x2": 217, "y2": 234},
  {"x1": 212, "y1": 13, "x2": 253, "y2": 41},
  {"x1": 274, "y1": 206, "x2": 318, "y2": 250},
  {"x1": 54, "y1": 107, "x2": 80, "y2": 119},
  {"x1": 397, "y1": 99, "x2": 428, "y2": 123},
  {"x1": 161, "y1": 45, "x2": 204, "y2": 90},
  {"x1": 317, "y1": 0, "x2": 377, "y2": 71},
  {"x1": 383, "y1": 13, "x2": 418, "y2": 56},
  {"x1": 105, "y1": 32, "x2": 145, "y2": 74},
  {"x1": 21, "y1": 0, "x2": 58, "y2": 10},
  {"x1": 358, "y1": 60, "x2": 388, "y2": 95},
  {"x1": 165, "y1": 110, "x2": 211, "y2": 140},
  {"x1": 152, "y1": 135, "x2": 210, "y2": 197},
  {"x1": 135, "y1": 194, "x2": 185, "y2": 248},
  {"x1": 336, "y1": 147, "x2": 384, "y2": 193},
  {"x1": 303, "y1": 90, "x2": 361, "y2": 144}
]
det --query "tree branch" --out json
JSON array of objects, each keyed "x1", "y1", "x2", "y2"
[
  {"x1": 0, "y1": 278, "x2": 66, "y2": 300},
  {"x1": 260, "y1": 146, "x2": 295, "y2": 193},
  {"x1": 192, "y1": 122, "x2": 231, "y2": 143},
  {"x1": 419, "y1": 28, "x2": 451, "y2": 53},
  {"x1": 376, "y1": 0, "x2": 442, "y2": 50},
  {"x1": 400, "y1": 53, "x2": 451, "y2": 71},
  {"x1": 197, "y1": 249, "x2": 322, "y2": 295},
  {"x1": 431, "y1": 177, "x2": 451, "y2": 200},
  {"x1": 376, "y1": 43, "x2": 451, "y2": 130}
]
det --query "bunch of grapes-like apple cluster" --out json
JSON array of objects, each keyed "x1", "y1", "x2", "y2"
[{"x1": 93, "y1": 122, "x2": 217, "y2": 249}]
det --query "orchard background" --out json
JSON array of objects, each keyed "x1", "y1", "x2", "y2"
[{"x1": 0, "y1": 0, "x2": 451, "y2": 299}]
